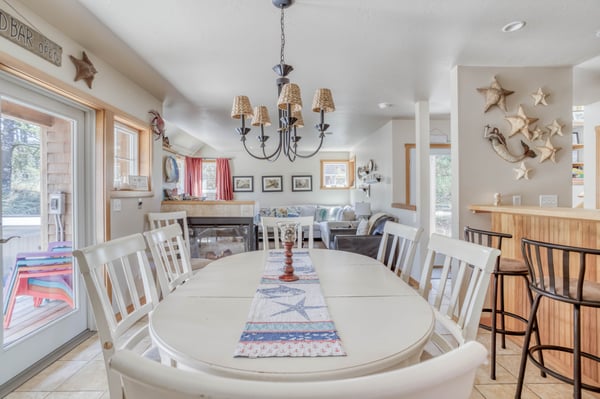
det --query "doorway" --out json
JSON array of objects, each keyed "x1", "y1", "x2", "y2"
[{"x1": 0, "y1": 72, "x2": 92, "y2": 385}]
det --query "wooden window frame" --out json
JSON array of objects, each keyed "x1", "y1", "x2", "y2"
[
  {"x1": 320, "y1": 159, "x2": 355, "y2": 190},
  {"x1": 107, "y1": 111, "x2": 152, "y2": 197}
]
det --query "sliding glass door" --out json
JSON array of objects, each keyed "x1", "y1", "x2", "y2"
[{"x1": 0, "y1": 73, "x2": 91, "y2": 385}]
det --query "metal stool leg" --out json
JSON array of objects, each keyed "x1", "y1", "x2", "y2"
[
  {"x1": 523, "y1": 276, "x2": 546, "y2": 378},
  {"x1": 574, "y1": 304, "x2": 582, "y2": 399},
  {"x1": 490, "y1": 272, "x2": 499, "y2": 380},
  {"x1": 499, "y1": 274, "x2": 507, "y2": 349},
  {"x1": 515, "y1": 294, "x2": 542, "y2": 399}
]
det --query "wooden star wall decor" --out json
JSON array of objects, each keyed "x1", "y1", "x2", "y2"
[
  {"x1": 537, "y1": 138, "x2": 561, "y2": 163},
  {"x1": 514, "y1": 161, "x2": 531, "y2": 180},
  {"x1": 69, "y1": 51, "x2": 97, "y2": 89},
  {"x1": 477, "y1": 76, "x2": 514, "y2": 113},
  {"x1": 531, "y1": 88, "x2": 549, "y2": 106},
  {"x1": 505, "y1": 105, "x2": 538, "y2": 141},
  {"x1": 546, "y1": 119, "x2": 564, "y2": 137}
]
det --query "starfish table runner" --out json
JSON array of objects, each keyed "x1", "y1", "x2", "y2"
[{"x1": 234, "y1": 250, "x2": 346, "y2": 358}]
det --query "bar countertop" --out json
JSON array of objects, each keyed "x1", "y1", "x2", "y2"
[{"x1": 469, "y1": 204, "x2": 600, "y2": 221}]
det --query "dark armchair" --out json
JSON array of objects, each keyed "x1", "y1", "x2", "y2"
[{"x1": 332, "y1": 215, "x2": 395, "y2": 259}]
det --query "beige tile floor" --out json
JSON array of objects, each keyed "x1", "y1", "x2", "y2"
[{"x1": 4, "y1": 328, "x2": 600, "y2": 399}]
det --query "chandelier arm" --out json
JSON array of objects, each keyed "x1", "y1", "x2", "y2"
[
  {"x1": 262, "y1": 135, "x2": 283, "y2": 162},
  {"x1": 242, "y1": 138, "x2": 279, "y2": 161},
  {"x1": 290, "y1": 134, "x2": 326, "y2": 159}
]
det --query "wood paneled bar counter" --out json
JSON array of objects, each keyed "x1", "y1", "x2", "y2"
[{"x1": 469, "y1": 204, "x2": 600, "y2": 385}]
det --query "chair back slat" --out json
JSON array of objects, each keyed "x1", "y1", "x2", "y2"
[
  {"x1": 261, "y1": 216, "x2": 314, "y2": 250},
  {"x1": 419, "y1": 233, "x2": 500, "y2": 351},
  {"x1": 148, "y1": 211, "x2": 192, "y2": 259},
  {"x1": 144, "y1": 223, "x2": 193, "y2": 297},
  {"x1": 376, "y1": 221, "x2": 423, "y2": 283},
  {"x1": 74, "y1": 233, "x2": 160, "y2": 399}
]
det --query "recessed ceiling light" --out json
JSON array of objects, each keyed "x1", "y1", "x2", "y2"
[
  {"x1": 502, "y1": 21, "x2": 526, "y2": 33},
  {"x1": 596, "y1": 30, "x2": 600, "y2": 38},
  {"x1": 378, "y1": 102, "x2": 394, "y2": 109}
]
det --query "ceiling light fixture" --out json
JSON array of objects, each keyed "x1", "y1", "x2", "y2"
[
  {"x1": 501, "y1": 20, "x2": 526, "y2": 33},
  {"x1": 230, "y1": 0, "x2": 335, "y2": 162}
]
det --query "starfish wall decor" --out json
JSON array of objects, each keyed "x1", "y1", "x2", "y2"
[
  {"x1": 69, "y1": 51, "x2": 97, "y2": 89},
  {"x1": 477, "y1": 76, "x2": 514, "y2": 113},
  {"x1": 537, "y1": 138, "x2": 561, "y2": 163},
  {"x1": 514, "y1": 161, "x2": 531, "y2": 180},
  {"x1": 505, "y1": 105, "x2": 538, "y2": 141},
  {"x1": 546, "y1": 119, "x2": 564, "y2": 137},
  {"x1": 531, "y1": 88, "x2": 549, "y2": 106}
]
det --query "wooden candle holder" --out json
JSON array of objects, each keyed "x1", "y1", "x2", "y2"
[{"x1": 279, "y1": 241, "x2": 299, "y2": 282}]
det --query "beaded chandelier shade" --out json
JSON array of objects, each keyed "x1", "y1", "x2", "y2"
[{"x1": 230, "y1": 0, "x2": 335, "y2": 162}]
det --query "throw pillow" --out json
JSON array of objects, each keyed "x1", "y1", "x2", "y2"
[
  {"x1": 341, "y1": 205, "x2": 356, "y2": 221},
  {"x1": 356, "y1": 219, "x2": 368, "y2": 235},
  {"x1": 316, "y1": 207, "x2": 328, "y2": 222},
  {"x1": 327, "y1": 206, "x2": 342, "y2": 221}
]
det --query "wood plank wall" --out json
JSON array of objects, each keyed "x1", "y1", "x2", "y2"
[{"x1": 491, "y1": 212, "x2": 600, "y2": 385}]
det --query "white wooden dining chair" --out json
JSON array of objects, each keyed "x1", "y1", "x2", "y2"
[
  {"x1": 110, "y1": 340, "x2": 486, "y2": 399},
  {"x1": 144, "y1": 223, "x2": 193, "y2": 298},
  {"x1": 376, "y1": 221, "x2": 424, "y2": 283},
  {"x1": 73, "y1": 233, "x2": 161, "y2": 399},
  {"x1": 260, "y1": 216, "x2": 314, "y2": 250},
  {"x1": 418, "y1": 233, "x2": 500, "y2": 353},
  {"x1": 147, "y1": 211, "x2": 208, "y2": 270}
]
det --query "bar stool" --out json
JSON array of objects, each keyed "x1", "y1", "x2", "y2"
[
  {"x1": 464, "y1": 226, "x2": 543, "y2": 380},
  {"x1": 517, "y1": 238, "x2": 600, "y2": 399}
]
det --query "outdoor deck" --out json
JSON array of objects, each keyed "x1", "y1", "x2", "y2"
[{"x1": 3, "y1": 296, "x2": 72, "y2": 347}]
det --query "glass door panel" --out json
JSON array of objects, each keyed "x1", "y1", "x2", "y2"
[{"x1": 0, "y1": 73, "x2": 88, "y2": 386}]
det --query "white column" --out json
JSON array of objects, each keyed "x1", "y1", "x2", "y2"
[{"x1": 415, "y1": 101, "x2": 430, "y2": 237}]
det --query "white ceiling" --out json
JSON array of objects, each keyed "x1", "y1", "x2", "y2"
[{"x1": 16, "y1": 0, "x2": 600, "y2": 153}]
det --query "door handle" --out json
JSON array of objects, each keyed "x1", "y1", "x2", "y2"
[{"x1": 0, "y1": 236, "x2": 21, "y2": 244}]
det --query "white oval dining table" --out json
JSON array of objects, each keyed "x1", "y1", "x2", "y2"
[{"x1": 149, "y1": 248, "x2": 434, "y2": 381}]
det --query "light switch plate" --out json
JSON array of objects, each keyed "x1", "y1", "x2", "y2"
[
  {"x1": 539, "y1": 194, "x2": 558, "y2": 207},
  {"x1": 113, "y1": 199, "x2": 122, "y2": 212}
]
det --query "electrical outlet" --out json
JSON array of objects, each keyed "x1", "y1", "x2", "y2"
[
  {"x1": 113, "y1": 199, "x2": 121, "y2": 212},
  {"x1": 539, "y1": 195, "x2": 558, "y2": 207}
]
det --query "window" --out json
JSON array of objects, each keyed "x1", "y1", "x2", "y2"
[
  {"x1": 202, "y1": 160, "x2": 216, "y2": 200},
  {"x1": 320, "y1": 159, "x2": 355, "y2": 189},
  {"x1": 109, "y1": 112, "x2": 151, "y2": 195},
  {"x1": 114, "y1": 122, "x2": 139, "y2": 188}
]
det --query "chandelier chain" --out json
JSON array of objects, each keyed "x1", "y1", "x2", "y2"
[{"x1": 279, "y1": 5, "x2": 286, "y2": 65}]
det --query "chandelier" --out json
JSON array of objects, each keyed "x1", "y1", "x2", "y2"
[{"x1": 230, "y1": 0, "x2": 335, "y2": 162}]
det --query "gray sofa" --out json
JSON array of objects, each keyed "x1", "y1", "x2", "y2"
[
  {"x1": 256, "y1": 204, "x2": 357, "y2": 241},
  {"x1": 332, "y1": 214, "x2": 396, "y2": 258}
]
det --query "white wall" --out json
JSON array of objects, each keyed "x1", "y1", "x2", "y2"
[
  {"x1": 350, "y1": 118, "x2": 451, "y2": 224},
  {"x1": 453, "y1": 66, "x2": 573, "y2": 234},
  {"x1": 195, "y1": 147, "x2": 352, "y2": 208},
  {"x1": 3, "y1": 1, "x2": 163, "y2": 239},
  {"x1": 350, "y1": 122, "x2": 393, "y2": 214}
]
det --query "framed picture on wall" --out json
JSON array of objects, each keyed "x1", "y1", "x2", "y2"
[
  {"x1": 233, "y1": 176, "x2": 254, "y2": 192},
  {"x1": 291, "y1": 175, "x2": 312, "y2": 192},
  {"x1": 262, "y1": 175, "x2": 283, "y2": 192}
]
